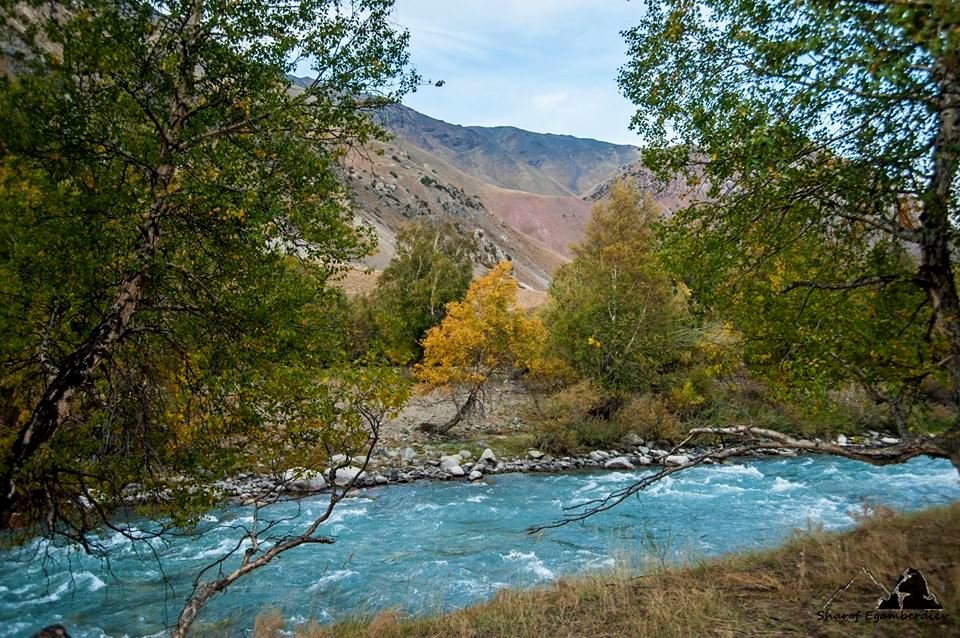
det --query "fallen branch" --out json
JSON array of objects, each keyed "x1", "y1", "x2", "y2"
[{"x1": 528, "y1": 426, "x2": 948, "y2": 534}]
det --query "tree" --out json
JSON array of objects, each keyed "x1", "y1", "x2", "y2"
[
  {"x1": 544, "y1": 180, "x2": 690, "y2": 396},
  {"x1": 0, "y1": 0, "x2": 417, "y2": 632},
  {"x1": 371, "y1": 221, "x2": 476, "y2": 364},
  {"x1": 415, "y1": 261, "x2": 546, "y2": 434},
  {"x1": 617, "y1": 0, "x2": 960, "y2": 469}
]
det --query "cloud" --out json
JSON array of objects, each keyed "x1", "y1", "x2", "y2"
[
  {"x1": 532, "y1": 91, "x2": 571, "y2": 112},
  {"x1": 389, "y1": 0, "x2": 645, "y2": 144}
]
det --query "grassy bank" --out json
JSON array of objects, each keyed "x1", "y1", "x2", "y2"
[{"x1": 254, "y1": 503, "x2": 959, "y2": 637}]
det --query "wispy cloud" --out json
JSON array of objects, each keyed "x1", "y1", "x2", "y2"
[{"x1": 392, "y1": 0, "x2": 645, "y2": 144}]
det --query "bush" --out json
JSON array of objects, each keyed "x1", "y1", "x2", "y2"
[
  {"x1": 531, "y1": 420, "x2": 580, "y2": 456},
  {"x1": 614, "y1": 395, "x2": 683, "y2": 443}
]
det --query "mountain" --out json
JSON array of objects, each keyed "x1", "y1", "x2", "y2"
[
  {"x1": 288, "y1": 78, "x2": 698, "y2": 290},
  {"x1": 583, "y1": 158, "x2": 710, "y2": 213},
  {"x1": 377, "y1": 103, "x2": 641, "y2": 197}
]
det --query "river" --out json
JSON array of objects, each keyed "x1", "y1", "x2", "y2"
[{"x1": 1, "y1": 455, "x2": 958, "y2": 637}]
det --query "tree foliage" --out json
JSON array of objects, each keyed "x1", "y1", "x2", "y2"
[
  {"x1": 369, "y1": 221, "x2": 476, "y2": 364},
  {"x1": 545, "y1": 181, "x2": 690, "y2": 395},
  {"x1": 415, "y1": 261, "x2": 547, "y2": 433},
  {"x1": 620, "y1": 1, "x2": 960, "y2": 461},
  {"x1": 0, "y1": 0, "x2": 418, "y2": 534}
]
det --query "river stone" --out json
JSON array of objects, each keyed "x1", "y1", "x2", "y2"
[
  {"x1": 401, "y1": 447, "x2": 416, "y2": 461},
  {"x1": 635, "y1": 455, "x2": 653, "y2": 465},
  {"x1": 459, "y1": 449, "x2": 473, "y2": 459},
  {"x1": 283, "y1": 467, "x2": 327, "y2": 491},
  {"x1": 479, "y1": 448, "x2": 497, "y2": 464},
  {"x1": 880, "y1": 436, "x2": 900, "y2": 445},
  {"x1": 836, "y1": 434, "x2": 849, "y2": 446},
  {"x1": 604, "y1": 456, "x2": 634, "y2": 470},
  {"x1": 331, "y1": 466, "x2": 365, "y2": 487},
  {"x1": 374, "y1": 474, "x2": 389, "y2": 485},
  {"x1": 637, "y1": 445, "x2": 651, "y2": 455},
  {"x1": 448, "y1": 465, "x2": 466, "y2": 477},
  {"x1": 588, "y1": 450, "x2": 610, "y2": 462},
  {"x1": 440, "y1": 454, "x2": 463, "y2": 471},
  {"x1": 620, "y1": 433, "x2": 645, "y2": 448},
  {"x1": 527, "y1": 449, "x2": 545, "y2": 460},
  {"x1": 330, "y1": 453, "x2": 349, "y2": 465},
  {"x1": 664, "y1": 454, "x2": 690, "y2": 467},
  {"x1": 468, "y1": 470, "x2": 483, "y2": 481}
]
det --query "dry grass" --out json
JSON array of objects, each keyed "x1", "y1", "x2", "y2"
[{"x1": 254, "y1": 503, "x2": 960, "y2": 637}]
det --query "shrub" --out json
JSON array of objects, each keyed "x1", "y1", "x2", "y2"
[{"x1": 615, "y1": 395, "x2": 683, "y2": 443}]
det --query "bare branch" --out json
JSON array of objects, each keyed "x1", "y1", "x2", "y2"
[{"x1": 529, "y1": 426, "x2": 948, "y2": 534}]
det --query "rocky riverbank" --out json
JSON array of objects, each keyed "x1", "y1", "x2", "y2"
[{"x1": 206, "y1": 429, "x2": 905, "y2": 504}]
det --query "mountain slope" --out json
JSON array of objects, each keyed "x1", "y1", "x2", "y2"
[{"x1": 377, "y1": 103, "x2": 640, "y2": 197}]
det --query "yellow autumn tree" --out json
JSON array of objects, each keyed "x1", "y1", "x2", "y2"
[{"x1": 415, "y1": 261, "x2": 546, "y2": 434}]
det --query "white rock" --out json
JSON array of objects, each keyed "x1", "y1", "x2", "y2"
[
  {"x1": 604, "y1": 456, "x2": 634, "y2": 470},
  {"x1": 374, "y1": 474, "x2": 389, "y2": 485},
  {"x1": 635, "y1": 455, "x2": 653, "y2": 465},
  {"x1": 880, "y1": 436, "x2": 900, "y2": 445},
  {"x1": 479, "y1": 448, "x2": 497, "y2": 464},
  {"x1": 836, "y1": 434, "x2": 849, "y2": 446},
  {"x1": 459, "y1": 449, "x2": 473, "y2": 459},
  {"x1": 468, "y1": 470, "x2": 483, "y2": 481},
  {"x1": 440, "y1": 454, "x2": 463, "y2": 471},
  {"x1": 638, "y1": 446, "x2": 651, "y2": 455},
  {"x1": 331, "y1": 466, "x2": 365, "y2": 487},
  {"x1": 664, "y1": 454, "x2": 691, "y2": 467},
  {"x1": 588, "y1": 450, "x2": 610, "y2": 462},
  {"x1": 330, "y1": 453, "x2": 349, "y2": 465},
  {"x1": 448, "y1": 465, "x2": 466, "y2": 477},
  {"x1": 283, "y1": 467, "x2": 327, "y2": 491},
  {"x1": 401, "y1": 447, "x2": 416, "y2": 461},
  {"x1": 527, "y1": 449, "x2": 545, "y2": 460}
]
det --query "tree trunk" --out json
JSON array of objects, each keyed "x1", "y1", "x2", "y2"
[
  {"x1": 420, "y1": 386, "x2": 481, "y2": 435},
  {"x1": 922, "y1": 57, "x2": 960, "y2": 470}
]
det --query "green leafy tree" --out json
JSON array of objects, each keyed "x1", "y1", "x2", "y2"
[
  {"x1": 0, "y1": 0, "x2": 417, "y2": 632},
  {"x1": 371, "y1": 221, "x2": 476, "y2": 363},
  {"x1": 618, "y1": 0, "x2": 960, "y2": 467},
  {"x1": 545, "y1": 181, "x2": 690, "y2": 396}
]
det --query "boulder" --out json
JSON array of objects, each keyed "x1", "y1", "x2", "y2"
[
  {"x1": 400, "y1": 447, "x2": 416, "y2": 462},
  {"x1": 448, "y1": 465, "x2": 466, "y2": 477},
  {"x1": 479, "y1": 448, "x2": 497, "y2": 464},
  {"x1": 459, "y1": 449, "x2": 473, "y2": 459},
  {"x1": 331, "y1": 466, "x2": 365, "y2": 487},
  {"x1": 468, "y1": 470, "x2": 483, "y2": 481},
  {"x1": 588, "y1": 450, "x2": 610, "y2": 462},
  {"x1": 604, "y1": 456, "x2": 635, "y2": 470},
  {"x1": 440, "y1": 454, "x2": 463, "y2": 471},
  {"x1": 664, "y1": 454, "x2": 691, "y2": 467},
  {"x1": 283, "y1": 467, "x2": 327, "y2": 491},
  {"x1": 637, "y1": 446, "x2": 651, "y2": 455},
  {"x1": 635, "y1": 455, "x2": 653, "y2": 465},
  {"x1": 620, "y1": 432, "x2": 645, "y2": 448},
  {"x1": 330, "y1": 453, "x2": 349, "y2": 465},
  {"x1": 374, "y1": 474, "x2": 389, "y2": 485},
  {"x1": 527, "y1": 449, "x2": 545, "y2": 460},
  {"x1": 880, "y1": 436, "x2": 900, "y2": 445},
  {"x1": 836, "y1": 434, "x2": 849, "y2": 446}
]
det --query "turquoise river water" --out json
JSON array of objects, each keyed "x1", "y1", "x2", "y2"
[{"x1": 1, "y1": 455, "x2": 958, "y2": 637}]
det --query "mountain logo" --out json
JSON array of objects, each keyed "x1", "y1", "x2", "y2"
[
  {"x1": 821, "y1": 565, "x2": 945, "y2": 617},
  {"x1": 876, "y1": 568, "x2": 943, "y2": 610}
]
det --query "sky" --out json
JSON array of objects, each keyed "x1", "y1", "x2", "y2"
[{"x1": 387, "y1": 0, "x2": 646, "y2": 146}]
